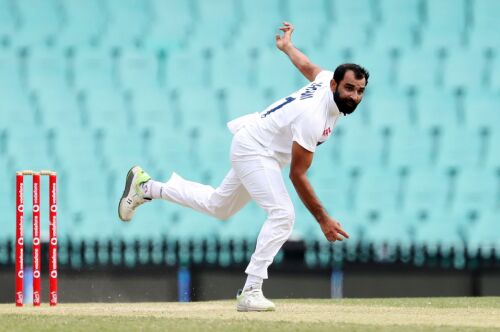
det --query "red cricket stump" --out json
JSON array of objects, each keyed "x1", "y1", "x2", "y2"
[
  {"x1": 32, "y1": 172, "x2": 41, "y2": 306},
  {"x1": 48, "y1": 172, "x2": 58, "y2": 306},
  {"x1": 15, "y1": 170, "x2": 58, "y2": 307},
  {"x1": 15, "y1": 172, "x2": 24, "y2": 307}
]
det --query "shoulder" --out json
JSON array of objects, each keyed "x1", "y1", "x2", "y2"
[{"x1": 313, "y1": 70, "x2": 334, "y2": 83}]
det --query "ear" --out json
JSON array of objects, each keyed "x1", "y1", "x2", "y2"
[{"x1": 330, "y1": 79, "x2": 337, "y2": 92}]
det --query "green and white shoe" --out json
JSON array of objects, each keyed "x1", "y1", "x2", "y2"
[
  {"x1": 118, "y1": 166, "x2": 152, "y2": 222},
  {"x1": 236, "y1": 287, "x2": 276, "y2": 312}
]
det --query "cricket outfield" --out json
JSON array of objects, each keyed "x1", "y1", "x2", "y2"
[{"x1": 1, "y1": 297, "x2": 499, "y2": 331}]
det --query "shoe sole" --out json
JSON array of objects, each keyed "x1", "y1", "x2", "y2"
[
  {"x1": 118, "y1": 166, "x2": 137, "y2": 221},
  {"x1": 236, "y1": 305, "x2": 275, "y2": 312}
]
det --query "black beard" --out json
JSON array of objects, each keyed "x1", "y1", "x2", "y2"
[{"x1": 334, "y1": 88, "x2": 358, "y2": 115}]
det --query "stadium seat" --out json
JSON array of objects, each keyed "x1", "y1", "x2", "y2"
[
  {"x1": 284, "y1": 1, "x2": 326, "y2": 51},
  {"x1": 211, "y1": 49, "x2": 258, "y2": 90},
  {"x1": 56, "y1": 0, "x2": 104, "y2": 49},
  {"x1": 119, "y1": 48, "x2": 161, "y2": 91},
  {"x1": 404, "y1": 167, "x2": 452, "y2": 211},
  {"x1": 145, "y1": 0, "x2": 194, "y2": 51},
  {"x1": 453, "y1": 167, "x2": 498, "y2": 213},
  {"x1": 398, "y1": 48, "x2": 439, "y2": 89},
  {"x1": 100, "y1": 0, "x2": 149, "y2": 48},
  {"x1": 469, "y1": 0, "x2": 500, "y2": 49},
  {"x1": 329, "y1": 0, "x2": 374, "y2": 26},
  {"x1": 374, "y1": 0, "x2": 422, "y2": 50},
  {"x1": 235, "y1": 0, "x2": 283, "y2": 51},
  {"x1": 0, "y1": 0, "x2": 15, "y2": 41},
  {"x1": 14, "y1": 0, "x2": 60, "y2": 48},
  {"x1": 189, "y1": 0, "x2": 238, "y2": 51},
  {"x1": 74, "y1": 47, "x2": 118, "y2": 91},
  {"x1": 463, "y1": 89, "x2": 500, "y2": 130},
  {"x1": 412, "y1": 208, "x2": 463, "y2": 252},
  {"x1": 420, "y1": 0, "x2": 467, "y2": 50},
  {"x1": 467, "y1": 211, "x2": 500, "y2": 254}
]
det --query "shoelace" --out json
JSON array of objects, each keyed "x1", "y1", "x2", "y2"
[
  {"x1": 245, "y1": 288, "x2": 265, "y2": 300},
  {"x1": 129, "y1": 193, "x2": 146, "y2": 209}
]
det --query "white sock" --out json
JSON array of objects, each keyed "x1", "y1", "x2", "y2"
[
  {"x1": 243, "y1": 274, "x2": 263, "y2": 291},
  {"x1": 141, "y1": 180, "x2": 164, "y2": 199}
]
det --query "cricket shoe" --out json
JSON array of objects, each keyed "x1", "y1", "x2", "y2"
[
  {"x1": 236, "y1": 287, "x2": 276, "y2": 312},
  {"x1": 118, "y1": 166, "x2": 152, "y2": 222}
]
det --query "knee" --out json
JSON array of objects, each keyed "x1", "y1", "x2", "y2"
[
  {"x1": 269, "y1": 205, "x2": 295, "y2": 229},
  {"x1": 213, "y1": 208, "x2": 233, "y2": 221}
]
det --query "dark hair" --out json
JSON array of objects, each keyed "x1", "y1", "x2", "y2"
[{"x1": 333, "y1": 63, "x2": 369, "y2": 85}]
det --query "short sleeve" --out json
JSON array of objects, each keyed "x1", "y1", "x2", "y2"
[
  {"x1": 314, "y1": 70, "x2": 334, "y2": 83},
  {"x1": 291, "y1": 113, "x2": 320, "y2": 153}
]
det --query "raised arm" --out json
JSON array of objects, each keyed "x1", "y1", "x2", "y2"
[
  {"x1": 289, "y1": 142, "x2": 349, "y2": 242},
  {"x1": 276, "y1": 22, "x2": 322, "y2": 82}
]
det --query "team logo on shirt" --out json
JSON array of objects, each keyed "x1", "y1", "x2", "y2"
[{"x1": 317, "y1": 127, "x2": 332, "y2": 146}]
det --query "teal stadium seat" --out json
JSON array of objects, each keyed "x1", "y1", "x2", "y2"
[
  {"x1": 258, "y1": 48, "x2": 304, "y2": 97},
  {"x1": 415, "y1": 88, "x2": 460, "y2": 129},
  {"x1": 100, "y1": 0, "x2": 148, "y2": 48},
  {"x1": 236, "y1": 0, "x2": 282, "y2": 51},
  {"x1": 119, "y1": 48, "x2": 161, "y2": 92},
  {"x1": 374, "y1": 0, "x2": 421, "y2": 50},
  {"x1": 467, "y1": 211, "x2": 500, "y2": 255},
  {"x1": 463, "y1": 90, "x2": 500, "y2": 130},
  {"x1": 361, "y1": 209, "x2": 413, "y2": 252},
  {"x1": 211, "y1": 49, "x2": 258, "y2": 90},
  {"x1": 36, "y1": 88, "x2": 82, "y2": 129},
  {"x1": 14, "y1": 0, "x2": 59, "y2": 48},
  {"x1": 452, "y1": 167, "x2": 498, "y2": 214},
  {"x1": 390, "y1": 127, "x2": 430, "y2": 168},
  {"x1": 82, "y1": 88, "x2": 128, "y2": 129},
  {"x1": 165, "y1": 49, "x2": 207, "y2": 89},
  {"x1": 26, "y1": 47, "x2": 68, "y2": 92},
  {"x1": 398, "y1": 48, "x2": 440, "y2": 89},
  {"x1": 421, "y1": 0, "x2": 467, "y2": 50},
  {"x1": 189, "y1": 0, "x2": 238, "y2": 51},
  {"x1": 412, "y1": 208, "x2": 463, "y2": 253},
  {"x1": 329, "y1": 0, "x2": 374, "y2": 26},
  {"x1": 56, "y1": 0, "x2": 104, "y2": 49},
  {"x1": 404, "y1": 167, "x2": 451, "y2": 211},
  {"x1": 74, "y1": 47, "x2": 117, "y2": 91},
  {"x1": 445, "y1": 48, "x2": 485, "y2": 91},
  {"x1": 285, "y1": 1, "x2": 326, "y2": 51},
  {"x1": 128, "y1": 88, "x2": 174, "y2": 129},
  {"x1": 469, "y1": 0, "x2": 500, "y2": 49},
  {"x1": 0, "y1": 0, "x2": 15, "y2": 41},
  {"x1": 224, "y1": 86, "x2": 269, "y2": 119}
]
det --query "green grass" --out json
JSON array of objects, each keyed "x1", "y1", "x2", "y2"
[{"x1": 1, "y1": 298, "x2": 500, "y2": 332}]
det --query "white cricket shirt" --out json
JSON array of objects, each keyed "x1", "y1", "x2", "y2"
[{"x1": 227, "y1": 70, "x2": 342, "y2": 158}]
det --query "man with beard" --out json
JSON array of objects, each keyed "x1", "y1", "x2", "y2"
[{"x1": 118, "y1": 22, "x2": 368, "y2": 311}]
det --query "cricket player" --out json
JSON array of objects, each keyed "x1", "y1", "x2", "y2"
[{"x1": 118, "y1": 22, "x2": 368, "y2": 311}]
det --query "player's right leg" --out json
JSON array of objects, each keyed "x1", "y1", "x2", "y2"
[{"x1": 123, "y1": 167, "x2": 251, "y2": 222}]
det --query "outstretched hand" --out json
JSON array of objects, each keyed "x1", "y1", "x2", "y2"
[
  {"x1": 275, "y1": 21, "x2": 294, "y2": 52},
  {"x1": 319, "y1": 216, "x2": 350, "y2": 242}
]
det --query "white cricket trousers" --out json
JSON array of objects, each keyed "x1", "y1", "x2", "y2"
[{"x1": 158, "y1": 128, "x2": 294, "y2": 279}]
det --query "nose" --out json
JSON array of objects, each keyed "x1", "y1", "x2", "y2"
[{"x1": 352, "y1": 94, "x2": 362, "y2": 103}]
